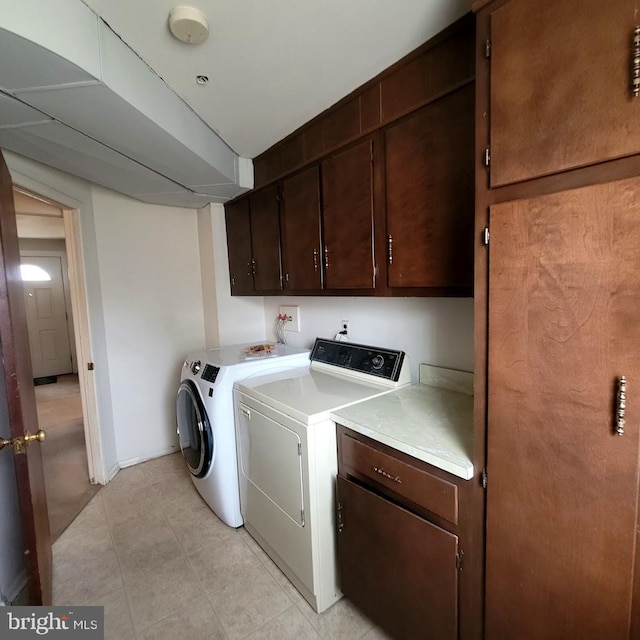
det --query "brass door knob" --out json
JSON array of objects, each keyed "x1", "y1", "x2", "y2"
[{"x1": 0, "y1": 429, "x2": 46, "y2": 454}]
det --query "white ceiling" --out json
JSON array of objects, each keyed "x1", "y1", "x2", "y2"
[{"x1": 82, "y1": 0, "x2": 473, "y2": 159}]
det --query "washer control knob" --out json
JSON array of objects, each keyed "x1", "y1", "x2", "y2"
[
  {"x1": 372, "y1": 355, "x2": 385, "y2": 370},
  {"x1": 191, "y1": 360, "x2": 202, "y2": 375}
]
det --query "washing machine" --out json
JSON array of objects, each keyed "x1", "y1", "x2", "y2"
[{"x1": 176, "y1": 342, "x2": 309, "y2": 527}]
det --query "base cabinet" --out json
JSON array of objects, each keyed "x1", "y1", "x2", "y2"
[
  {"x1": 335, "y1": 426, "x2": 477, "y2": 640},
  {"x1": 337, "y1": 476, "x2": 458, "y2": 640}
]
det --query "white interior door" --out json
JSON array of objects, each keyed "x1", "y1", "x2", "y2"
[{"x1": 22, "y1": 255, "x2": 73, "y2": 378}]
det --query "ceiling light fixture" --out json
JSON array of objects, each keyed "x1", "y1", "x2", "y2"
[{"x1": 168, "y1": 6, "x2": 209, "y2": 45}]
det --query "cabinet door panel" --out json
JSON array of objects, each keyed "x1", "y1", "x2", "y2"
[
  {"x1": 385, "y1": 85, "x2": 474, "y2": 287},
  {"x1": 225, "y1": 198, "x2": 253, "y2": 295},
  {"x1": 486, "y1": 179, "x2": 640, "y2": 639},
  {"x1": 490, "y1": 0, "x2": 640, "y2": 186},
  {"x1": 337, "y1": 476, "x2": 458, "y2": 640},
  {"x1": 322, "y1": 140, "x2": 375, "y2": 289},
  {"x1": 249, "y1": 186, "x2": 282, "y2": 292},
  {"x1": 281, "y1": 166, "x2": 322, "y2": 290}
]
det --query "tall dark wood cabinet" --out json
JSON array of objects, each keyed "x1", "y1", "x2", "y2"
[
  {"x1": 486, "y1": 181, "x2": 640, "y2": 639},
  {"x1": 475, "y1": 1, "x2": 640, "y2": 638}
]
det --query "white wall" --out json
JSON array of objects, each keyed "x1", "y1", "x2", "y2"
[
  {"x1": 263, "y1": 296, "x2": 474, "y2": 382},
  {"x1": 198, "y1": 203, "x2": 266, "y2": 347},
  {"x1": 92, "y1": 187, "x2": 206, "y2": 465}
]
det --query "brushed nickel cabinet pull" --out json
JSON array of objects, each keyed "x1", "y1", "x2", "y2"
[
  {"x1": 388, "y1": 234, "x2": 393, "y2": 265},
  {"x1": 633, "y1": 27, "x2": 640, "y2": 97},
  {"x1": 617, "y1": 376, "x2": 627, "y2": 436},
  {"x1": 373, "y1": 466, "x2": 402, "y2": 484},
  {"x1": 313, "y1": 248, "x2": 319, "y2": 272},
  {"x1": 324, "y1": 245, "x2": 330, "y2": 269}
]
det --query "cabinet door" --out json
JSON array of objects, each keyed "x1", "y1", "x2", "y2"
[
  {"x1": 337, "y1": 476, "x2": 458, "y2": 640},
  {"x1": 485, "y1": 179, "x2": 640, "y2": 639},
  {"x1": 322, "y1": 140, "x2": 375, "y2": 289},
  {"x1": 281, "y1": 166, "x2": 323, "y2": 290},
  {"x1": 385, "y1": 84, "x2": 474, "y2": 288},
  {"x1": 249, "y1": 186, "x2": 282, "y2": 292},
  {"x1": 225, "y1": 197, "x2": 253, "y2": 295},
  {"x1": 490, "y1": 0, "x2": 640, "y2": 187}
]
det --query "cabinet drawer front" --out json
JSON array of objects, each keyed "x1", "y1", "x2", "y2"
[{"x1": 340, "y1": 434, "x2": 458, "y2": 525}]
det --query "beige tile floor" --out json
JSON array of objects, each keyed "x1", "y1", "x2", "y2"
[{"x1": 52, "y1": 452, "x2": 392, "y2": 640}]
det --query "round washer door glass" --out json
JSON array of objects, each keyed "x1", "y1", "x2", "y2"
[{"x1": 176, "y1": 380, "x2": 213, "y2": 478}]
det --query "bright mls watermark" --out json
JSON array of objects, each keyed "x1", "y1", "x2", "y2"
[{"x1": 0, "y1": 607, "x2": 103, "y2": 639}]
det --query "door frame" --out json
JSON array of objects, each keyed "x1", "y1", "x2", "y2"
[
  {"x1": 19, "y1": 249, "x2": 78, "y2": 376},
  {"x1": 9, "y1": 175, "x2": 105, "y2": 485}
]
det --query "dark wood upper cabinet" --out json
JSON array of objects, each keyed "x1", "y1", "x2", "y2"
[
  {"x1": 248, "y1": 186, "x2": 282, "y2": 291},
  {"x1": 280, "y1": 166, "x2": 323, "y2": 290},
  {"x1": 489, "y1": 0, "x2": 640, "y2": 187},
  {"x1": 225, "y1": 187, "x2": 282, "y2": 294},
  {"x1": 224, "y1": 198, "x2": 253, "y2": 295},
  {"x1": 322, "y1": 140, "x2": 375, "y2": 290},
  {"x1": 385, "y1": 84, "x2": 474, "y2": 288}
]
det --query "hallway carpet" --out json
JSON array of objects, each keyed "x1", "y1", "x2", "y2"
[{"x1": 35, "y1": 373, "x2": 100, "y2": 541}]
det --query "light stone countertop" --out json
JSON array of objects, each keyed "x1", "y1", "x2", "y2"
[{"x1": 330, "y1": 364, "x2": 474, "y2": 480}]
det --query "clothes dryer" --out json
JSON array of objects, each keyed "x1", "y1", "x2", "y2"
[{"x1": 176, "y1": 342, "x2": 309, "y2": 527}]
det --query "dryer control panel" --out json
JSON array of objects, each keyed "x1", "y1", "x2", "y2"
[{"x1": 310, "y1": 338, "x2": 405, "y2": 381}]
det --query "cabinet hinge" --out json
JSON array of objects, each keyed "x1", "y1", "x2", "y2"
[
  {"x1": 297, "y1": 443, "x2": 302, "y2": 456},
  {"x1": 337, "y1": 502, "x2": 344, "y2": 532},
  {"x1": 456, "y1": 549, "x2": 464, "y2": 571},
  {"x1": 485, "y1": 38, "x2": 492, "y2": 59},
  {"x1": 482, "y1": 227, "x2": 490, "y2": 248},
  {"x1": 481, "y1": 467, "x2": 488, "y2": 489},
  {"x1": 483, "y1": 147, "x2": 491, "y2": 168}
]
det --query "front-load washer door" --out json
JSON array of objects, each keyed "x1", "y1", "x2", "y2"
[{"x1": 176, "y1": 380, "x2": 213, "y2": 478}]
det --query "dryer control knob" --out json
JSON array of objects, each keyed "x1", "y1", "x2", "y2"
[
  {"x1": 191, "y1": 360, "x2": 202, "y2": 375},
  {"x1": 372, "y1": 355, "x2": 385, "y2": 370}
]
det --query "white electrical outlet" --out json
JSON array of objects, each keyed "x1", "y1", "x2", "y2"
[
  {"x1": 279, "y1": 305, "x2": 301, "y2": 332},
  {"x1": 341, "y1": 320, "x2": 350, "y2": 339}
]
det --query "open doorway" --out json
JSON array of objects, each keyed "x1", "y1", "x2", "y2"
[{"x1": 14, "y1": 187, "x2": 100, "y2": 540}]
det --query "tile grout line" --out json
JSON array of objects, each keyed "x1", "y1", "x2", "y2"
[{"x1": 142, "y1": 459, "x2": 231, "y2": 640}]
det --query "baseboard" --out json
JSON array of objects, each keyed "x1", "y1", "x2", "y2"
[
  {"x1": 105, "y1": 462, "x2": 120, "y2": 483},
  {"x1": 117, "y1": 444, "x2": 180, "y2": 470}
]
